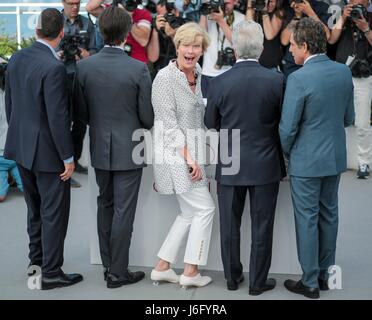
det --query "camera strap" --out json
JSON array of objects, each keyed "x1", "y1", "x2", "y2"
[{"x1": 216, "y1": 12, "x2": 234, "y2": 51}]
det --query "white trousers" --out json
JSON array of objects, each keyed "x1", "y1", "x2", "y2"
[
  {"x1": 353, "y1": 76, "x2": 372, "y2": 166},
  {"x1": 157, "y1": 186, "x2": 215, "y2": 266}
]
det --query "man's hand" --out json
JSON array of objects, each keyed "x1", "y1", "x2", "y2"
[
  {"x1": 60, "y1": 162, "x2": 75, "y2": 181},
  {"x1": 342, "y1": 4, "x2": 353, "y2": 20},
  {"x1": 208, "y1": 7, "x2": 224, "y2": 23},
  {"x1": 165, "y1": 22, "x2": 177, "y2": 38},
  {"x1": 155, "y1": 14, "x2": 166, "y2": 31},
  {"x1": 297, "y1": 0, "x2": 316, "y2": 18},
  {"x1": 79, "y1": 47, "x2": 90, "y2": 59},
  {"x1": 355, "y1": 16, "x2": 370, "y2": 33}
]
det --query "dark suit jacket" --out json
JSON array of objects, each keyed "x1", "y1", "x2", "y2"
[
  {"x1": 74, "y1": 47, "x2": 154, "y2": 171},
  {"x1": 4, "y1": 41, "x2": 73, "y2": 172},
  {"x1": 205, "y1": 61, "x2": 286, "y2": 186}
]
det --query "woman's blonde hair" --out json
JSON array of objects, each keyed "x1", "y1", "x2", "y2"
[{"x1": 173, "y1": 22, "x2": 210, "y2": 52}]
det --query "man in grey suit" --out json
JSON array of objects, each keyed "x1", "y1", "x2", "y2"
[
  {"x1": 280, "y1": 18, "x2": 355, "y2": 299},
  {"x1": 74, "y1": 6, "x2": 154, "y2": 288}
]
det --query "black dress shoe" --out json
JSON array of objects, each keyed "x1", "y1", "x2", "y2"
[
  {"x1": 284, "y1": 279, "x2": 319, "y2": 299},
  {"x1": 227, "y1": 274, "x2": 245, "y2": 291},
  {"x1": 249, "y1": 278, "x2": 276, "y2": 296},
  {"x1": 103, "y1": 267, "x2": 110, "y2": 281},
  {"x1": 107, "y1": 271, "x2": 145, "y2": 289},
  {"x1": 318, "y1": 278, "x2": 329, "y2": 291},
  {"x1": 41, "y1": 273, "x2": 83, "y2": 290}
]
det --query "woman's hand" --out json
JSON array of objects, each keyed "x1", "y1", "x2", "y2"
[{"x1": 188, "y1": 161, "x2": 202, "y2": 182}]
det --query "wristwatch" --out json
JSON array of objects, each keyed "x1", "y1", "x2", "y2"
[{"x1": 364, "y1": 28, "x2": 371, "y2": 36}]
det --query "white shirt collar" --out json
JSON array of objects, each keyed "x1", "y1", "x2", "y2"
[
  {"x1": 36, "y1": 39, "x2": 60, "y2": 60},
  {"x1": 104, "y1": 45, "x2": 124, "y2": 51},
  {"x1": 304, "y1": 53, "x2": 325, "y2": 65},
  {"x1": 236, "y1": 58, "x2": 259, "y2": 63}
]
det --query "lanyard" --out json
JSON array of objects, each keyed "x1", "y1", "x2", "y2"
[{"x1": 216, "y1": 12, "x2": 234, "y2": 51}]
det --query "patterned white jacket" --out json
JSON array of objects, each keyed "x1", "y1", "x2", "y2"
[{"x1": 151, "y1": 61, "x2": 208, "y2": 194}]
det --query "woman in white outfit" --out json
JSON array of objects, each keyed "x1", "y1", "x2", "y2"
[{"x1": 150, "y1": 22, "x2": 215, "y2": 288}]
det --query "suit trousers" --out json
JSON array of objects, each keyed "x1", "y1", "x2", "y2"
[
  {"x1": 218, "y1": 182, "x2": 279, "y2": 288},
  {"x1": 17, "y1": 164, "x2": 70, "y2": 277},
  {"x1": 94, "y1": 168, "x2": 142, "y2": 278},
  {"x1": 353, "y1": 76, "x2": 372, "y2": 166},
  {"x1": 157, "y1": 186, "x2": 215, "y2": 266},
  {"x1": 290, "y1": 174, "x2": 341, "y2": 288}
]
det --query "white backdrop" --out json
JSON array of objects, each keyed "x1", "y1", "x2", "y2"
[{"x1": 87, "y1": 127, "x2": 359, "y2": 274}]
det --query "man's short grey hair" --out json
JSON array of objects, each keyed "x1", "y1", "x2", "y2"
[{"x1": 232, "y1": 20, "x2": 264, "y2": 60}]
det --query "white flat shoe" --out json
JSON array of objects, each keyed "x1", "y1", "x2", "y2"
[
  {"x1": 179, "y1": 273, "x2": 212, "y2": 289},
  {"x1": 151, "y1": 268, "x2": 179, "y2": 285}
]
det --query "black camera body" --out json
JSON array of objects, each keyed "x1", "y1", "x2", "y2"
[
  {"x1": 350, "y1": 4, "x2": 368, "y2": 21},
  {"x1": 60, "y1": 34, "x2": 89, "y2": 62},
  {"x1": 113, "y1": 0, "x2": 141, "y2": 12},
  {"x1": 164, "y1": 12, "x2": 186, "y2": 29},
  {"x1": 200, "y1": 0, "x2": 225, "y2": 16},
  {"x1": 0, "y1": 62, "x2": 7, "y2": 92},
  {"x1": 253, "y1": 0, "x2": 266, "y2": 12},
  {"x1": 215, "y1": 47, "x2": 236, "y2": 69},
  {"x1": 349, "y1": 57, "x2": 371, "y2": 78}
]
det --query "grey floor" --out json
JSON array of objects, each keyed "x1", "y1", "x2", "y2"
[{"x1": 0, "y1": 170, "x2": 371, "y2": 300}]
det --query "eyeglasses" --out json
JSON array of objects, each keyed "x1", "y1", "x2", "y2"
[{"x1": 64, "y1": 1, "x2": 81, "y2": 7}]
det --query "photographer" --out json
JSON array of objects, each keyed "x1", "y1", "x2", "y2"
[
  {"x1": 329, "y1": 0, "x2": 372, "y2": 179},
  {"x1": 199, "y1": 0, "x2": 245, "y2": 97},
  {"x1": 58, "y1": 0, "x2": 97, "y2": 186},
  {"x1": 246, "y1": 0, "x2": 285, "y2": 70},
  {"x1": 147, "y1": 0, "x2": 185, "y2": 78},
  {"x1": 175, "y1": 0, "x2": 202, "y2": 21},
  {"x1": 86, "y1": 0, "x2": 152, "y2": 63},
  {"x1": 280, "y1": 0, "x2": 331, "y2": 77},
  {"x1": 0, "y1": 58, "x2": 23, "y2": 202}
]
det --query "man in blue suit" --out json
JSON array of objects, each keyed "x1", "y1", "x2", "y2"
[
  {"x1": 280, "y1": 18, "x2": 355, "y2": 299},
  {"x1": 4, "y1": 8, "x2": 82, "y2": 289}
]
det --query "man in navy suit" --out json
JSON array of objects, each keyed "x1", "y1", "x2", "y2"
[
  {"x1": 205, "y1": 20, "x2": 286, "y2": 295},
  {"x1": 4, "y1": 8, "x2": 83, "y2": 289},
  {"x1": 280, "y1": 18, "x2": 355, "y2": 299}
]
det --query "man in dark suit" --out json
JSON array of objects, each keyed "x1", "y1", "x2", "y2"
[
  {"x1": 74, "y1": 6, "x2": 154, "y2": 288},
  {"x1": 4, "y1": 8, "x2": 83, "y2": 289},
  {"x1": 205, "y1": 20, "x2": 285, "y2": 295},
  {"x1": 280, "y1": 18, "x2": 354, "y2": 299}
]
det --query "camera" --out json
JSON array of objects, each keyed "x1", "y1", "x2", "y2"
[
  {"x1": 112, "y1": 0, "x2": 141, "y2": 12},
  {"x1": 291, "y1": 0, "x2": 304, "y2": 4},
  {"x1": 0, "y1": 61, "x2": 7, "y2": 92},
  {"x1": 349, "y1": 58, "x2": 371, "y2": 78},
  {"x1": 164, "y1": 13, "x2": 186, "y2": 29},
  {"x1": 200, "y1": 0, "x2": 225, "y2": 16},
  {"x1": 215, "y1": 47, "x2": 236, "y2": 69},
  {"x1": 253, "y1": 0, "x2": 267, "y2": 12},
  {"x1": 60, "y1": 33, "x2": 89, "y2": 62},
  {"x1": 350, "y1": 4, "x2": 368, "y2": 21}
]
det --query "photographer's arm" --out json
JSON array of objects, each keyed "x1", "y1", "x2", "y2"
[
  {"x1": 199, "y1": 14, "x2": 208, "y2": 31},
  {"x1": 262, "y1": 12, "x2": 283, "y2": 40},
  {"x1": 85, "y1": 0, "x2": 105, "y2": 18},
  {"x1": 355, "y1": 16, "x2": 372, "y2": 46},
  {"x1": 210, "y1": 8, "x2": 233, "y2": 43},
  {"x1": 329, "y1": 5, "x2": 352, "y2": 44},
  {"x1": 245, "y1": 0, "x2": 254, "y2": 21},
  {"x1": 131, "y1": 24, "x2": 151, "y2": 47},
  {"x1": 298, "y1": 0, "x2": 330, "y2": 39},
  {"x1": 147, "y1": 29, "x2": 160, "y2": 63}
]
